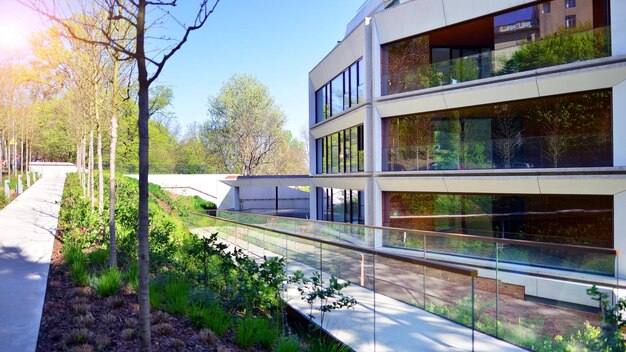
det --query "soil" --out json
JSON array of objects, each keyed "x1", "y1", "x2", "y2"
[{"x1": 36, "y1": 236, "x2": 256, "y2": 352}]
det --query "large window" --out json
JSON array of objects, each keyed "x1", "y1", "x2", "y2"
[
  {"x1": 382, "y1": 89, "x2": 612, "y2": 171},
  {"x1": 318, "y1": 187, "x2": 364, "y2": 224},
  {"x1": 380, "y1": 0, "x2": 610, "y2": 95},
  {"x1": 316, "y1": 125, "x2": 364, "y2": 174},
  {"x1": 315, "y1": 59, "x2": 364, "y2": 123},
  {"x1": 384, "y1": 192, "x2": 613, "y2": 248}
]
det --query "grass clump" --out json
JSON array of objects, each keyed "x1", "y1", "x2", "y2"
[
  {"x1": 87, "y1": 248, "x2": 108, "y2": 267},
  {"x1": 188, "y1": 303, "x2": 232, "y2": 337},
  {"x1": 123, "y1": 262, "x2": 139, "y2": 292},
  {"x1": 91, "y1": 267, "x2": 122, "y2": 297},
  {"x1": 234, "y1": 316, "x2": 280, "y2": 349},
  {"x1": 275, "y1": 335, "x2": 301, "y2": 352},
  {"x1": 163, "y1": 278, "x2": 191, "y2": 314}
]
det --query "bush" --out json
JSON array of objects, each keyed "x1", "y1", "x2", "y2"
[{"x1": 91, "y1": 267, "x2": 122, "y2": 296}]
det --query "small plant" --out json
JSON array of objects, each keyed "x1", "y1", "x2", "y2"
[
  {"x1": 152, "y1": 322, "x2": 174, "y2": 336},
  {"x1": 107, "y1": 295, "x2": 124, "y2": 309},
  {"x1": 91, "y1": 267, "x2": 122, "y2": 296},
  {"x1": 234, "y1": 316, "x2": 280, "y2": 349},
  {"x1": 73, "y1": 314, "x2": 95, "y2": 328},
  {"x1": 307, "y1": 337, "x2": 350, "y2": 352},
  {"x1": 120, "y1": 328, "x2": 136, "y2": 340},
  {"x1": 72, "y1": 303, "x2": 91, "y2": 315},
  {"x1": 102, "y1": 312, "x2": 117, "y2": 325},
  {"x1": 94, "y1": 334, "x2": 111, "y2": 349},
  {"x1": 70, "y1": 344, "x2": 93, "y2": 352},
  {"x1": 198, "y1": 328, "x2": 217, "y2": 344},
  {"x1": 64, "y1": 328, "x2": 93, "y2": 345},
  {"x1": 151, "y1": 310, "x2": 170, "y2": 324},
  {"x1": 275, "y1": 335, "x2": 301, "y2": 352},
  {"x1": 70, "y1": 260, "x2": 89, "y2": 287},
  {"x1": 72, "y1": 287, "x2": 88, "y2": 297},
  {"x1": 168, "y1": 338, "x2": 186, "y2": 351},
  {"x1": 124, "y1": 317, "x2": 137, "y2": 329},
  {"x1": 587, "y1": 285, "x2": 626, "y2": 350},
  {"x1": 290, "y1": 271, "x2": 357, "y2": 327}
]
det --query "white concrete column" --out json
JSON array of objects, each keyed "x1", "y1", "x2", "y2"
[
  {"x1": 309, "y1": 184, "x2": 318, "y2": 220},
  {"x1": 233, "y1": 186, "x2": 240, "y2": 211},
  {"x1": 614, "y1": 80, "x2": 626, "y2": 167},
  {"x1": 611, "y1": 0, "x2": 626, "y2": 56},
  {"x1": 371, "y1": 17, "x2": 381, "y2": 99},
  {"x1": 615, "y1": 192, "x2": 626, "y2": 281}
]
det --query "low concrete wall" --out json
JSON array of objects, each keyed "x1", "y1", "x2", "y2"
[{"x1": 30, "y1": 162, "x2": 77, "y2": 177}]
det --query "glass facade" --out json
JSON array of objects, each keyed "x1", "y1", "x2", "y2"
[
  {"x1": 317, "y1": 125, "x2": 364, "y2": 174},
  {"x1": 315, "y1": 59, "x2": 365, "y2": 123},
  {"x1": 384, "y1": 192, "x2": 613, "y2": 248},
  {"x1": 381, "y1": 0, "x2": 611, "y2": 95},
  {"x1": 382, "y1": 89, "x2": 612, "y2": 171},
  {"x1": 317, "y1": 187, "x2": 364, "y2": 224}
]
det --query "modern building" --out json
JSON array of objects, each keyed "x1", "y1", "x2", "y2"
[{"x1": 308, "y1": 0, "x2": 626, "y2": 310}]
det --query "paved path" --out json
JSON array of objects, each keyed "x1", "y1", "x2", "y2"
[{"x1": 0, "y1": 175, "x2": 66, "y2": 352}]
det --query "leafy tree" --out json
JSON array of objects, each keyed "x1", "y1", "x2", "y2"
[{"x1": 202, "y1": 74, "x2": 287, "y2": 175}]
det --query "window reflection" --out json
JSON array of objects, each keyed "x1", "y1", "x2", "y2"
[
  {"x1": 381, "y1": 0, "x2": 610, "y2": 95},
  {"x1": 382, "y1": 89, "x2": 612, "y2": 171},
  {"x1": 318, "y1": 187, "x2": 364, "y2": 224},
  {"x1": 315, "y1": 59, "x2": 364, "y2": 123},
  {"x1": 384, "y1": 192, "x2": 613, "y2": 247},
  {"x1": 317, "y1": 125, "x2": 365, "y2": 174}
]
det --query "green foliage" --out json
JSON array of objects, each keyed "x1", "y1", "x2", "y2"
[
  {"x1": 91, "y1": 267, "x2": 122, "y2": 297},
  {"x1": 586, "y1": 285, "x2": 626, "y2": 351},
  {"x1": 162, "y1": 278, "x2": 191, "y2": 315},
  {"x1": 275, "y1": 335, "x2": 301, "y2": 352},
  {"x1": 123, "y1": 262, "x2": 139, "y2": 292},
  {"x1": 290, "y1": 271, "x2": 357, "y2": 326},
  {"x1": 187, "y1": 303, "x2": 232, "y2": 337},
  {"x1": 87, "y1": 248, "x2": 109, "y2": 267},
  {"x1": 234, "y1": 316, "x2": 280, "y2": 349},
  {"x1": 70, "y1": 259, "x2": 89, "y2": 287},
  {"x1": 307, "y1": 337, "x2": 350, "y2": 352}
]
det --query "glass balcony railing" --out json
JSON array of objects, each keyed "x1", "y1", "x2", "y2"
[
  {"x1": 383, "y1": 133, "x2": 612, "y2": 171},
  {"x1": 185, "y1": 212, "x2": 478, "y2": 350},
  {"x1": 185, "y1": 210, "x2": 620, "y2": 351},
  {"x1": 382, "y1": 26, "x2": 611, "y2": 96}
]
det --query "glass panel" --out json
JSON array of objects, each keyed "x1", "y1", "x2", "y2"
[
  {"x1": 358, "y1": 125, "x2": 364, "y2": 171},
  {"x1": 350, "y1": 127, "x2": 359, "y2": 172},
  {"x1": 316, "y1": 138, "x2": 323, "y2": 174},
  {"x1": 382, "y1": 90, "x2": 612, "y2": 171},
  {"x1": 381, "y1": 0, "x2": 610, "y2": 96},
  {"x1": 344, "y1": 129, "x2": 351, "y2": 173},
  {"x1": 350, "y1": 62, "x2": 358, "y2": 106},
  {"x1": 315, "y1": 87, "x2": 326, "y2": 122},
  {"x1": 331, "y1": 133, "x2": 338, "y2": 173},
  {"x1": 357, "y1": 59, "x2": 365, "y2": 103},
  {"x1": 331, "y1": 75, "x2": 343, "y2": 116}
]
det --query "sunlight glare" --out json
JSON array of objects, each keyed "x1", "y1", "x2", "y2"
[{"x1": 0, "y1": 20, "x2": 28, "y2": 52}]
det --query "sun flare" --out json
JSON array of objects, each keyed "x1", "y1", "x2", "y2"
[{"x1": 0, "y1": 20, "x2": 28, "y2": 52}]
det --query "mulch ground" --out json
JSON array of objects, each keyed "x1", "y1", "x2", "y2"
[{"x1": 36, "y1": 237, "x2": 256, "y2": 352}]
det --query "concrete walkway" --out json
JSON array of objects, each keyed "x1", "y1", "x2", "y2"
[{"x1": 0, "y1": 175, "x2": 66, "y2": 352}]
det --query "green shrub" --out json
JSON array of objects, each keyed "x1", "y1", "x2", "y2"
[
  {"x1": 187, "y1": 303, "x2": 232, "y2": 337},
  {"x1": 91, "y1": 267, "x2": 122, "y2": 296},
  {"x1": 275, "y1": 335, "x2": 301, "y2": 352},
  {"x1": 64, "y1": 243, "x2": 86, "y2": 266},
  {"x1": 307, "y1": 338, "x2": 350, "y2": 352}
]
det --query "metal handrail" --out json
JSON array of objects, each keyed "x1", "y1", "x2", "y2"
[
  {"x1": 189, "y1": 211, "x2": 478, "y2": 277},
  {"x1": 207, "y1": 209, "x2": 619, "y2": 256}
]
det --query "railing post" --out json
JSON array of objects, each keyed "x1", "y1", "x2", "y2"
[
  {"x1": 472, "y1": 276, "x2": 475, "y2": 352},
  {"x1": 360, "y1": 254, "x2": 365, "y2": 286}
]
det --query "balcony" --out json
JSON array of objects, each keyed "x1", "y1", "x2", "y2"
[
  {"x1": 381, "y1": 26, "x2": 611, "y2": 96},
  {"x1": 383, "y1": 132, "x2": 612, "y2": 172}
]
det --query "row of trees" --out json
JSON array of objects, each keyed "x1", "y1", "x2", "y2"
[{"x1": 7, "y1": 1, "x2": 305, "y2": 351}]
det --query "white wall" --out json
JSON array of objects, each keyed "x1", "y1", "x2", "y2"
[{"x1": 29, "y1": 162, "x2": 76, "y2": 177}]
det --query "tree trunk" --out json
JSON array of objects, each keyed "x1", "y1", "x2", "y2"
[
  {"x1": 89, "y1": 128, "x2": 94, "y2": 208},
  {"x1": 136, "y1": 1, "x2": 152, "y2": 349},
  {"x1": 97, "y1": 122, "x2": 104, "y2": 213},
  {"x1": 109, "y1": 58, "x2": 120, "y2": 268}
]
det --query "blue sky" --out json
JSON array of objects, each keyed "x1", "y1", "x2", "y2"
[
  {"x1": 153, "y1": 0, "x2": 366, "y2": 138},
  {"x1": 6, "y1": 0, "x2": 366, "y2": 139}
]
